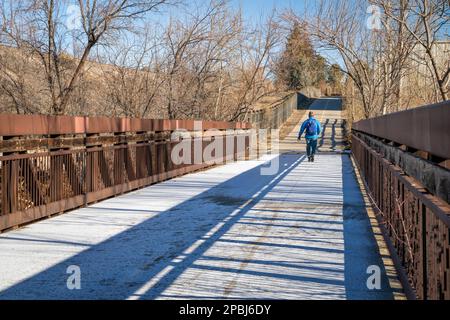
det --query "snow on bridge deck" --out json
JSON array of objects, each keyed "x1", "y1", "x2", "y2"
[
  {"x1": 0, "y1": 154, "x2": 402, "y2": 300},
  {"x1": 0, "y1": 98, "x2": 404, "y2": 300}
]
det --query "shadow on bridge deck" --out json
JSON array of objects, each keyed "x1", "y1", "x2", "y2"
[
  {"x1": 279, "y1": 97, "x2": 346, "y2": 155},
  {"x1": 0, "y1": 153, "x2": 401, "y2": 300},
  {"x1": 306, "y1": 97, "x2": 343, "y2": 111}
]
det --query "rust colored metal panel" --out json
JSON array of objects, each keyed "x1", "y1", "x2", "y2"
[
  {"x1": 0, "y1": 114, "x2": 87, "y2": 136},
  {"x1": 162, "y1": 119, "x2": 176, "y2": 132},
  {"x1": 1, "y1": 162, "x2": 8, "y2": 216},
  {"x1": 0, "y1": 113, "x2": 251, "y2": 136},
  {"x1": 352, "y1": 132, "x2": 450, "y2": 300},
  {"x1": 0, "y1": 115, "x2": 252, "y2": 232},
  {"x1": 353, "y1": 101, "x2": 450, "y2": 159},
  {"x1": 85, "y1": 117, "x2": 128, "y2": 133},
  {"x1": 92, "y1": 117, "x2": 119, "y2": 133},
  {"x1": 19, "y1": 159, "x2": 46, "y2": 207},
  {"x1": 0, "y1": 114, "x2": 48, "y2": 136},
  {"x1": 152, "y1": 119, "x2": 164, "y2": 132},
  {"x1": 47, "y1": 116, "x2": 86, "y2": 135},
  {"x1": 61, "y1": 154, "x2": 84, "y2": 197},
  {"x1": 99, "y1": 149, "x2": 113, "y2": 188},
  {"x1": 0, "y1": 195, "x2": 85, "y2": 231},
  {"x1": 181, "y1": 120, "x2": 195, "y2": 130},
  {"x1": 426, "y1": 211, "x2": 450, "y2": 300}
]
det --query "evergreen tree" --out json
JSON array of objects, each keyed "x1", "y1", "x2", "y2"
[
  {"x1": 326, "y1": 64, "x2": 344, "y2": 93},
  {"x1": 276, "y1": 22, "x2": 327, "y2": 90}
]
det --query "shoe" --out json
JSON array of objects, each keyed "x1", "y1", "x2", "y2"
[
  {"x1": 311, "y1": 156, "x2": 315, "y2": 162},
  {"x1": 308, "y1": 156, "x2": 311, "y2": 162}
]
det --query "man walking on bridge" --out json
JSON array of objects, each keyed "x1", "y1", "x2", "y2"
[{"x1": 298, "y1": 111, "x2": 321, "y2": 162}]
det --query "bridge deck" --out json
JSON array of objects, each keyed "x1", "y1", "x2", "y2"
[
  {"x1": 279, "y1": 97, "x2": 346, "y2": 154},
  {"x1": 0, "y1": 99, "x2": 404, "y2": 300}
]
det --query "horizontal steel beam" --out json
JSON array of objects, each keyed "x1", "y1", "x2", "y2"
[
  {"x1": 0, "y1": 114, "x2": 251, "y2": 136},
  {"x1": 353, "y1": 101, "x2": 450, "y2": 160}
]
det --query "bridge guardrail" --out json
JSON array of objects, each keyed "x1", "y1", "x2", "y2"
[
  {"x1": 352, "y1": 101, "x2": 450, "y2": 300},
  {"x1": 353, "y1": 100, "x2": 450, "y2": 161},
  {"x1": 247, "y1": 92, "x2": 298, "y2": 129},
  {"x1": 0, "y1": 115, "x2": 252, "y2": 232}
]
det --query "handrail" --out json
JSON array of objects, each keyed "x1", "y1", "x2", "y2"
[
  {"x1": 351, "y1": 117, "x2": 450, "y2": 300},
  {"x1": 247, "y1": 92, "x2": 298, "y2": 129},
  {"x1": 0, "y1": 114, "x2": 253, "y2": 232},
  {"x1": 353, "y1": 100, "x2": 450, "y2": 160},
  {"x1": 0, "y1": 113, "x2": 251, "y2": 136}
]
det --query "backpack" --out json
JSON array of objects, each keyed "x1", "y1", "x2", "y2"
[{"x1": 305, "y1": 119, "x2": 317, "y2": 136}]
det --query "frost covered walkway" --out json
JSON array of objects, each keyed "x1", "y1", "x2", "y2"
[
  {"x1": 0, "y1": 155, "x2": 402, "y2": 300},
  {"x1": 0, "y1": 99, "x2": 404, "y2": 300}
]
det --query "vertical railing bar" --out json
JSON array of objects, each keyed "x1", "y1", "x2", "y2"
[{"x1": 422, "y1": 204, "x2": 428, "y2": 300}]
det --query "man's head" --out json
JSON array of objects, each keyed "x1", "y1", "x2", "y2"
[{"x1": 309, "y1": 111, "x2": 315, "y2": 118}]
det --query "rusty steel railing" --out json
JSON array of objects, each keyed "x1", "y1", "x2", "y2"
[
  {"x1": 0, "y1": 114, "x2": 252, "y2": 232},
  {"x1": 352, "y1": 101, "x2": 450, "y2": 300},
  {"x1": 247, "y1": 92, "x2": 298, "y2": 129},
  {"x1": 352, "y1": 100, "x2": 450, "y2": 162}
]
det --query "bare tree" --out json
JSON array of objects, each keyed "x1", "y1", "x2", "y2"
[
  {"x1": 159, "y1": 0, "x2": 236, "y2": 119},
  {"x1": 100, "y1": 28, "x2": 166, "y2": 118},
  {"x1": 1, "y1": 0, "x2": 174, "y2": 115},
  {"x1": 155, "y1": 0, "x2": 278, "y2": 121},
  {"x1": 288, "y1": 0, "x2": 420, "y2": 119},
  {"x1": 372, "y1": 0, "x2": 417, "y2": 113},
  {"x1": 229, "y1": 11, "x2": 281, "y2": 122},
  {"x1": 296, "y1": 1, "x2": 384, "y2": 118},
  {"x1": 1, "y1": 0, "x2": 281, "y2": 120},
  {"x1": 374, "y1": 0, "x2": 449, "y2": 101}
]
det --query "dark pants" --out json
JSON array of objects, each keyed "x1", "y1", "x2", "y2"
[{"x1": 306, "y1": 139, "x2": 318, "y2": 157}]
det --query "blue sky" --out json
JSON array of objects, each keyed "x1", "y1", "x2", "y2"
[
  {"x1": 160, "y1": 0, "x2": 314, "y2": 23},
  {"x1": 229, "y1": 1, "x2": 343, "y2": 66},
  {"x1": 163, "y1": 0, "x2": 343, "y2": 66},
  {"x1": 230, "y1": 0, "x2": 309, "y2": 19},
  {"x1": 56, "y1": 0, "x2": 343, "y2": 67},
  {"x1": 207, "y1": 1, "x2": 343, "y2": 67}
]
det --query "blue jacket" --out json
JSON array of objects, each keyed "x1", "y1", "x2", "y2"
[{"x1": 298, "y1": 117, "x2": 321, "y2": 140}]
